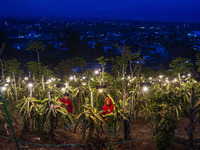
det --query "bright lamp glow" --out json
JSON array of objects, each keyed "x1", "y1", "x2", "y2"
[
  {"x1": 28, "y1": 83, "x2": 33, "y2": 88},
  {"x1": 94, "y1": 70, "x2": 99, "y2": 75},
  {"x1": 98, "y1": 89, "x2": 103, "y2": 93},
  {"x1": 1, "y1": 86, "x2": 6, "y2": 92},
  {"x1": 142, "y1": 86, "x2": 148, "y2": 92},
  {"x1": 69, "y1": 76, "x2": 74, "y2": 80},
  {"x1": 24, "y1": 77, "x2": 28, "y2": 81},
  {"x1": 159, "y1": 75, "x2": 163, "y2": 79},
  {"x1": 61, "y1": 88, "x2": 66, "y2": 92},
  {"x1": 6, "y1": 77, "x2": 10, "y2": 83},
  {"x1": 82, "y1": 82, "x2": 86, "y2": 86}
]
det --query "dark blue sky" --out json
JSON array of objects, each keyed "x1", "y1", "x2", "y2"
[{"x1": 0, "y1": 0, "x2": 200, "y2": 22}]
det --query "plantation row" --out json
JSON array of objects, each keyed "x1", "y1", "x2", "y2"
[{"x1": 1, "y1": 49, "x2": 200, "y2": 149}]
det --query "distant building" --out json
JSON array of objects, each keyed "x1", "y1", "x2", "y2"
[
  {"x1": 29, "y1": 30, "x2": 36, "y2": 37},
  {"x1": 88, "y1": 41, "x2": 96, "y2": 48},
  {"x1": 188, "y1": 31, "x2": 200, "y2": 37}
]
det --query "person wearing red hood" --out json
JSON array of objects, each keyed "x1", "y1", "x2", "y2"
[
  {"x1": 59, "y1": 93, "x2": 73, "y2": 130},
  {"x1": 59, "y1": 93, "x2": 73, "y2": 113},
  {"x1": 102, "y1": 97, "x2": 115, "y2": 116}
]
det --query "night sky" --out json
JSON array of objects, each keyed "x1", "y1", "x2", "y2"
[{"x1": 0, "y1": 0, "x2": 200, "y2": 22}]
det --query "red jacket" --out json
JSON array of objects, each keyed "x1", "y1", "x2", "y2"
[
  {"x1": 102, "y1": 97, "x2": 114, "y2": 115},
  {"x1": 59, "y1": 98, "x2": 73, "y2": 113}
]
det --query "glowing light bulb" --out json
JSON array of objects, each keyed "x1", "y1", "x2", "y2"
[
  {"x1": 69, "y1": 76, "x2": 74, "y2": 80},
  {"x1": 61, "y1": 88, "x2": 66, "y2": 92},
  {"x1": 1, "y1": 86, "x2": 6, "y2": 92},
  {"x1": 28, "y1": 83, "x2": 33, "y2": 88},
  {"x1": 98, "y1": 89, "x2": 103, "y2": 93},
  {"x1": 142, "y1": 86, "x2": 148, "y2": 92},
  {"x1": 82, "y1": 82, "x2": 86, "y2": 86},
  {"x1": 6, "y1": 78, "x2": 10, "y2": 83},
  {"x1": 24, "y1": 77, "x2": 28, "y2": 81},
  {"x1": 94, "y1": 70, "x2": 99, "y2": 75}
]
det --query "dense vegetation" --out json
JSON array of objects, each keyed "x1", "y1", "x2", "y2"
[{"x1": 1, "y1": 37, "x2": 200, "y2": 149}]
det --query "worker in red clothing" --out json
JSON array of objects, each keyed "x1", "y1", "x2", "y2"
[
  {"x1": 59, "y1": 93, "x2": 73, "y2": 130},
  {"x1": 102, "y1": 97, "x2": 115, "y2": 116},
  {"x1": 59, "y1": 93, "x2": 73, "y2": 113}
]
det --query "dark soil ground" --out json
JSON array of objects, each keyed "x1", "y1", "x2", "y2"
[{"x1": 0, "y1": 116, "x2": 200, "y2": 150}]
